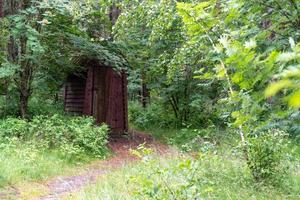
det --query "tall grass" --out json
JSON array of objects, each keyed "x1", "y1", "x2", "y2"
[
  {"x1": 69, "y1": 148, "x2": 300, "y2": 200},
  {"x1": 0, "y1": 141, "x2": 87, "y2": 187},
  {"x1": 0, "y1": 115, "x2": 109, "y2": 188},
  {"x1": 68, "y1": 126, "x2": 300, "y2": 200}
]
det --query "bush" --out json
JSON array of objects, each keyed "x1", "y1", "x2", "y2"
[
  {"x1": 129, "y1": 101, "x2": 176, "y2": 129},
  {"x1": 28, "y1": 97, "x2": 65, "y2": 117},
  {"x1": 167, "y1": 128, "x2": 217, "y2": 152},
  {"x1": 0, "y1": 118, "x2": 29, "y2": 140},
  {"x1": 73, "y1": 142, "x2": 300, "y2": 200},
  {"x1": 128, "y1": 152, "x2": 278, "y2": 200},
  {"x1": 0, "y1": 115, "x2": 109, "y2": 159},
  {"x1": 247, "y1": 129, "x2": 290, "y2": 185},
  {"x1": 166, "y1": 127, "x2": 234, "y2": 153}
]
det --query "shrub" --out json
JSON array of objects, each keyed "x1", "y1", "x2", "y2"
[
  {"x1": 74, "y1": 142, "x2": 300, "y2": 200},
  {"x1": 0, "y1": 118, "x2": 29, "y2": 140},
  {"x1": 167, "y1": 127, "x2": 233, "y2": 153},
  {"x1": 247, "y1": 129, "x2": 290, "y2": 185},
  {"x1": 0, "y1": 115, "x2": 109, "y2": 159},
  {"x1": 128, "y1": 152, "x2": 251, "y2": 200},
  {"x1": 167, "y1": 128, "x2": 215, "y2": 152},
  {"x1": 28, "y1": 97, "x2": 65, "y2": 117},
  {"x1": 129, "y1": 101, "x2": 176, "y2": 129}
]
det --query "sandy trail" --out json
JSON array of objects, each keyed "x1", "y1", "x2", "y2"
[{"x1": 35, "y1": 131, "x2": 171, "y2": 200}]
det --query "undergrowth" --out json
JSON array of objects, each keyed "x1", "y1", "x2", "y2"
[
  {"x1": 70, "y1": 146, "x2": 300, "y2": 200},
  {"x1": 0, "y1": 114, "x2": 109, "y2": 187},
  {"x1": 0, "y1": 141, "x2": 81, "y2": 187},
  {"x1": 68, "y1": 126, "x2": 300, "y2": 200}
]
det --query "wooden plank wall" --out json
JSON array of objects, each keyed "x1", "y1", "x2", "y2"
[
  {"x1": 65, "y1": 75, "x2": 86, "y2": 114},
  {"x1": 65, "y1": 65, "x2": 128, "y2": 135},
  {"x1": 83, "y1": 67, "x2": 94, "y2": 115}
]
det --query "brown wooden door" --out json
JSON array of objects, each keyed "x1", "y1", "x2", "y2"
[
  {"x1": 93, "y1": 67, "x2": 108, "y2": 124},
  {"x1": 83, "y1": 66, "x2": 127, "y2": 135},
  {"x1": 106, "y1": 68, "x2": 126, "y2": 134}
]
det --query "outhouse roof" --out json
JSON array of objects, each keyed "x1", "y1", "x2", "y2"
[{"x1": 68, "y1": 34, "x2": 128, "y2": 70}]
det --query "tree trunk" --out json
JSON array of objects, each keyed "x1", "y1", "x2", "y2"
[
  {"x1": 109, "y1": 4, "x2": 121, "y2": 26},
  {"x1": 182, "y1": 66, "x2": 191, "y2": 124},
  {"x1": 170, "y1": 95, "x2": 179, "y2": 120},
  {"x1": 141, "y1": 71, "x2": 149, "y2": 108},
  {"x1": 0, "y1": 0, "x2": 3, "y2": 18},
  {"x1": 19, "y1": 71, "x2": 31, "y2": 119},
  {"x1": 0, "y1": 0, "x2": 8, "y2": 115},
  {"x1": 19, "y1": 36, "x2": 31, "y2": 119},
  {"x1": 141, "y1": 84, "x2": 149, "y2": 108},
  {"x1": 109, "y1": 4, "x2": 121, "y2": 40},
  {"x1": 7, "y1": 0, "x2": 32, "y2": 119}
]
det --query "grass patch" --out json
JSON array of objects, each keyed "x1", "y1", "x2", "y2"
[
  {"x1": 137, "y1": 127, "x2": 238, "y2": 155},
  {"x1": 67, "y1": 152, "x2": 300, "y2": 200},
  {"x1": 68, "y1": 127, "x2": 300, "y2": 200},
  {"x1": 0, "y1": 141, "x2": 90, "y2": 188},
  {"x1": 0, "y1": 114, "x2": 110, "y2": 189}
]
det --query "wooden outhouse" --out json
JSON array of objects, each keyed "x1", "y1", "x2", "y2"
[{"x1": 64, "y1": 62, "x2": 128, "y2": 136}]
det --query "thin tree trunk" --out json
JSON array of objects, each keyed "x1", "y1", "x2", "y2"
[
  {"x1": 141, "y1": 83, "x2": 149, "y2": 108},
  {"x1": 19, "y1": 35, "x2": 32, "y2": 119},
  {"x1": 183, "y1": 66, "x2": 191, "y2": 124},
  {"x1": 0, "y1": 0, "x2": 3, "y2": 18},
  {"x1": 170, "y1": 94, "x2": 180, "y2": 123},
  {"x1": 109, "y1": 4, "x2": 121, "y2": 26},
  {"x1": 206, "y1": 34, "x2": 249, "y2": 161},
  {"x1": 0, "y1": 0, "x2": 9, "y2": 115},
  {"x1": 109, "y1": 3, "x2": 121, "y2": 40},
  {"x1": 169, "y1": 97, "x2": 178, "y2": 119},
  {"x1": 141, "y1": 71, "x2": 149, "y2": 108}
]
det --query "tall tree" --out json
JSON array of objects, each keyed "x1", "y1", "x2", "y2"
[
  {"x1": 4, "y1": 0, "x2": 58, "y2": 118},
  {"x1": 9, "y1": 0, "x2": 31, "y2": 118}
]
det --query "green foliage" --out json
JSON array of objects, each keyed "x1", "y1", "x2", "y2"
[
  {"x1": 115, "y1": 1, "x2": 221, "y2": 126},
  {"x1": 265, "y1": 43, "x2": 300, "y2": 108},
  {"x1": 27, "y1": 97, "x2": 65, "y2": 117},
  {"x1": 115, "y1": 0, "x2": 300, "y2": 133},
  {"x1": 0, "y1": 140, "x2": 80, "y2": 187},
  {"x1": 248, "y1": 130, "x2": 290, "y2": 185},
  {"x1": 119, "y1": 0, "x2": 300, "y2": 188},
  {"x1": 0, "y1": 0, "x2": 127, "y2": 118},
  {"x1": 128, "y1": 101, "x2": 176, "y2": 129},
  {"x1": 166, "y1": 127, "x2": 232, "y2": 153},
  {"x1": 74, "y1": 145, "x2": 300, "y2": 199},
  {"x1": 0, "y1": 118, "x2": 28, "y2": 139},
  {"x1": 0, "y1": 115, "x2": 109, "y2": 159},
  {"x1": 68, "y1": 34, "x2": 128, "y2": 70}
]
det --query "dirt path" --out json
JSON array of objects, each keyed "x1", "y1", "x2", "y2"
[{"x1": 34, "y1": 131, "x2": 171, "y2": 200}]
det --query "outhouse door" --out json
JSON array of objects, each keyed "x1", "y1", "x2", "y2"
[
  {"x1": 92, "y1": 67, "x2": 107, "y2": 124},
  {"x1": 83, "y1": 65, "x2": 128, "y2": 135}
]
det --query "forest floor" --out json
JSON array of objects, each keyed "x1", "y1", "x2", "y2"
[
  {"x1": 7, "y1": 130, "x2": 174, "y2": 200},
  {"x1": 1, "y1": 129, "x2": 299, "y2": 200}
]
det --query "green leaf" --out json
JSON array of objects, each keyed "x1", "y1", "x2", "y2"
[
  {"x1": 265, "y1": 80, "x2": 293, "y2": 97},
  {"x1": 276, "y1": 52, "x2": 299, "y2": 63},
  {"x1": 0, "y1": 62, "x2": 20, "y2": 78},
  {"x1": 288, "y1": 92, "x2": 300, "y2": 107}
]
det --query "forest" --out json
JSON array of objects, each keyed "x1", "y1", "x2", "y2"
[{"x1": 0, "y1": 0, "x2": 299, "y2": 199}]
